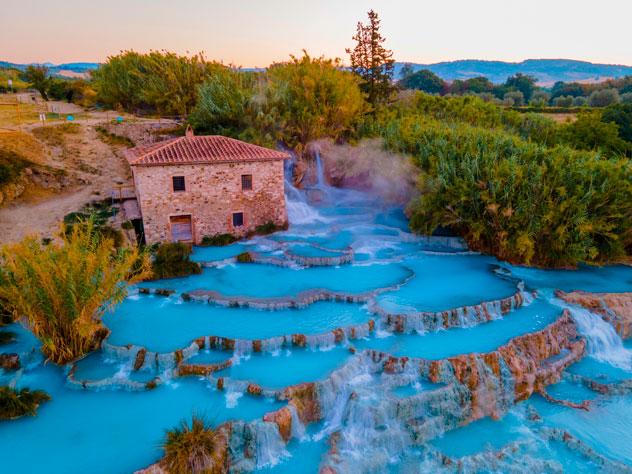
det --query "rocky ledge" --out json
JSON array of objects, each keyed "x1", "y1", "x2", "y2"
[{"x1": 556, "y1": 290, "x2": 632, "y2": 338}]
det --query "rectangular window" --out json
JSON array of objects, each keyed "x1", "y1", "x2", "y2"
[
  {"x1": 241, "y1": 174, "x2": 253, "y2": 190},
  {"x1": 232, "y1": 212, "x2": 244, "y2": 227},
  {"x1": 172, "y1": 176, "x2": 186, "y2": 192}
]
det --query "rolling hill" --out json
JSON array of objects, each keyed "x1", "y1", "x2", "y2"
[{"x1": 394, "y1": 59, "x2": 632, "y2": 85}]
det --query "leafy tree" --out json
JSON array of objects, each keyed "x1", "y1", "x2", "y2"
[
  {"x1": 265, "y1": 52, "x2": 366, "y2": 152},
  {"x1": 504, "y1": 73, "x2": 537, "y2": 102},
  {"x1": 602, "y1": 103, "x2": 632, "y2": 143},
  {"x1": 573, "y1": 96, "x2": 588, "y2": 107},
  {"x1": 399, "y1": 69, "x2": 445, "y2": 94},
  {"x1": 551, "y1": 81, "x2": 587, "y2": 99},
  {"x1": 504, "y1": 90, "x2": 525, "y2": 106},
  {"x1": 588, "y1": 88, "x2": 620, "y2": 107},
  {"x1": 464, "y1": 76, "x2": 494, "y2": 94},
  {"x1": 619, "y1": 92, "x2": 632, "y2": 105},
  {"x1": 399, "y1": 62, "x2": 414, "y2": 79},
  {"x1": 346, "y1": 10, "x2": 395, "y2": 107},
  {"x1": 23, "y1": 65, "x2": 51, "y2": 100},
  {"x1": 530, "y1": 90, "x2": 551, "y2": 107},
  {"x1": 0, "y1": 218, "x2": 152, "y2": 364},
  {"x1": 553, "y1": 95, "x2": 573, "y2": 107}
]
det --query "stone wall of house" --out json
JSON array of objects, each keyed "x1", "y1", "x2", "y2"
[{"x1": 132, "y1": 160, "x2": 287, "y2": 244}]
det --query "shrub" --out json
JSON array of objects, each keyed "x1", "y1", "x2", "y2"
[
  {"x1": 573, "y1": 96, "x2": 588, "y2": 107},
  {"x1": 553, "y1": 95, "x2": 574, "y2": 108},
  {"x1": 235, "y1": 252, "x2": 254, "y2": 263},
  {"x1": 0, "y1": 218, "x2": 152, "y2": 364},
  {"x1": 382, "y1": 115, "x2": 632, "y2": 267},
  {"x1": 588, "y1": 88, "x2": 620, "y2": 107},
  {"x1": 0, "y1": 386, "x2": 51, "y2": 420},
  {"x1": 253, "y1": 221, "x2": 284, "y2": 236},
  {"x1": 152, "y1": 243, "x2": 202, "y2": 279},
  {"x1": 0, "y1": 149, "x2": 33, "y2": 186},
  {"x1": 200, "y1": 234, "x2": 237, "y2": 247},
  {"x1": 95, "y1": 126, "x2": 135, "y2": 147},
  {"x1": 31, "y1": 123, "x2": 80, "y2": 146},
  {"x1": 162, "y1": 416, "x2": 226, "y2": 474}
]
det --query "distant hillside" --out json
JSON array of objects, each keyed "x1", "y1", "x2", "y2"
[
  {"x1": 394, "y1": 59, "x2": 632, "y2": 85},
  {"x1": 0, "y1": 61, "x2": 99, "y2": 78}
]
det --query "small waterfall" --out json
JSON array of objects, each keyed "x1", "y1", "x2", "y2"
[
  {"x1": 287, "y1": 404, "x2": 307, "y2": 440},
  {"x1": 314, "y1": 152, "x2": 326, "y2": 188},
  {"x1": 554, "y1": 299, "x2": 632, "y2": 370},
  {"x1": 253, "y1": 421, "x2": 289, "y2": 468},
  {"x1": 285, "y1": 178, "x2": 327, "y2": 225}
]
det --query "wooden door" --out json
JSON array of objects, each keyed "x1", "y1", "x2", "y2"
[{"x1": 170, "y1": 215, "x2": 193, "y2": 242}]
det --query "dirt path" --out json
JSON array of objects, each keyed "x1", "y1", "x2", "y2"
[{"x1": 0, "y1": 122, "x2": 131, "y2": 243}]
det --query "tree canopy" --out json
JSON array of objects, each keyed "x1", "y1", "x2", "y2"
[{"x1": 346, "y1": 10, "x2": 395, "y2": 108}]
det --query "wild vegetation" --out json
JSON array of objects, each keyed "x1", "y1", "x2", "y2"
[
  {"x1": 151, "y1": 243, "x2": 202, "y2": 279},
  {"x1": 92, "y1": 51, "x2": 225, "y2": 116},
  {"x1": 0, "y1": 219, "x2": 151, "y2": 364},
  {"x1": 346, "y1": 9, "x2": 395, "y2": 108},
  {"x1": 162, "y1": 416, "x2": 226, "y2": 474},
  {"x1": 11, "y1": 9, "x2": 626, "y2": 268},
  {"x1": 377, "y1": 96, "x2": 632, "y2": 266},
  {"x1": 191, "y1": 52, "x2": 366, "y2": 152},
  {"x1": 0, "y1": 386, "x2": 51, "y2": 420}
]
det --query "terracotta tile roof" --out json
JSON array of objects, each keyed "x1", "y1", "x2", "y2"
[{"x1": 125, "y1": 135, "x2": 289, "y2": 166}]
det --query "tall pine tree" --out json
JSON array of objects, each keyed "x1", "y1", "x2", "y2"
[{"x1": 346, "y1": 10, "x2": 395, "y2": 107}]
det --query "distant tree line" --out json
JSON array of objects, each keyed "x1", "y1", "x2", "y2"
[{"x1": 398, "y1": 66, "x2": 632, "y2": 108}]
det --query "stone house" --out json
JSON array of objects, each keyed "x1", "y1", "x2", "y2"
[{"x1": 124, "y1": 128, "x2": 289, "y2": 245}]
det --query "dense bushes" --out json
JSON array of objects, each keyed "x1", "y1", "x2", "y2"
[
  {"x1": 0, "y1": 387, "x2": 50, "y2": 420},
  {"x1": 378, "y1": 93, "x2": 559, "y2": 146},
  {"x1": 93, "y1": 51, "x2": 226, "y2": 115},
  {"x1": 200, "y1": 234, "x2": 237, "y2": 247},
  {"x1": 191, "y1": 52, "x2": 366, "y2": 152},
  {"x1": 0, "y1": 219, "x2": 151, "y2": 364},
  {"x1": 151, "y1": 243, "x2": 201, "y2": 279},
  {"x1": 382, "y1": 114, "x2": 632, "y2": 267},
  {"x1": 162, "y1": 416, "x2": 225, "y2": 474},
  {"x1": 0, "y1": 150, "x2": 33, "y2": 186}
]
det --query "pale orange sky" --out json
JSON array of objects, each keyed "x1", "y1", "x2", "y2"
[{"x1": 1, "y1": 0, "x2": 631, "y2": 66}]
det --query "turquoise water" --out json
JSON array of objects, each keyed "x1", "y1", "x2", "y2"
[
  {"x1": 0, "y1": 364, "x2": 282, "y2": 474},
  {"x1": 3, "y1": 169, "x2": 632, "y2": 473},
  {"x1": 216, "y1": 347, "x2": 352, "y2": 389},
  {"x1": 105, "y1": 298, "x2": 373, "y2": 352},
  {"x1": 375, "y1": 253, "x2": 518, "y2": 313},
  {"x1": 139, "y1": 262, "x2": 412, "y2": 297},
  {"x1": 355, "y1": 297, "x2": 560, "y2": 358}
]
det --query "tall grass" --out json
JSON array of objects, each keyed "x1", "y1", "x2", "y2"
[
  {"x1": 382, "y1": 115, "x2": 632, "y2": 267},
  {"x1": 0, "y1": 219, "x2": 152, "y2": 364},
  {"x1": 0, "y1": 387, "x2": 50, "y2": 420},
  {"x1": 162, "y1": 416, "x2": 226, "y2": 474}
]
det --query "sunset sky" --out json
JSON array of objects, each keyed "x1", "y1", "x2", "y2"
[{"x1": 1, "y1": 0, "x2": 631, "y2": 66}]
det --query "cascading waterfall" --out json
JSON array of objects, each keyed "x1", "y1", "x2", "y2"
[
  {"x1": 253, "y1": 420, "x2": 289, "y2": 468},
  {"x1": 553, "y1": 297, "x2": 632, "y2": 370}
]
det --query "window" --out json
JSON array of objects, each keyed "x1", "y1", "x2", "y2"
[
  {"x1": 172, "y1": 176, "x2": 185, "y2": 192},
  {"x1": 232, "y1": 212, "x2": 244, "y2": 227},
  {"x1": 241, "y1": 174, "x2": 253, "y2": 191}
]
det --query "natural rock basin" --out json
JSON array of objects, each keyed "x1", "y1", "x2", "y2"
[{"x1": 2, "y1": 165, "x2": 632, "y2": 473}]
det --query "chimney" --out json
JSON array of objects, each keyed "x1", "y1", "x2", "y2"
[{"x1": 185, "y1": 124, "x2": 194, "y2": 138}]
